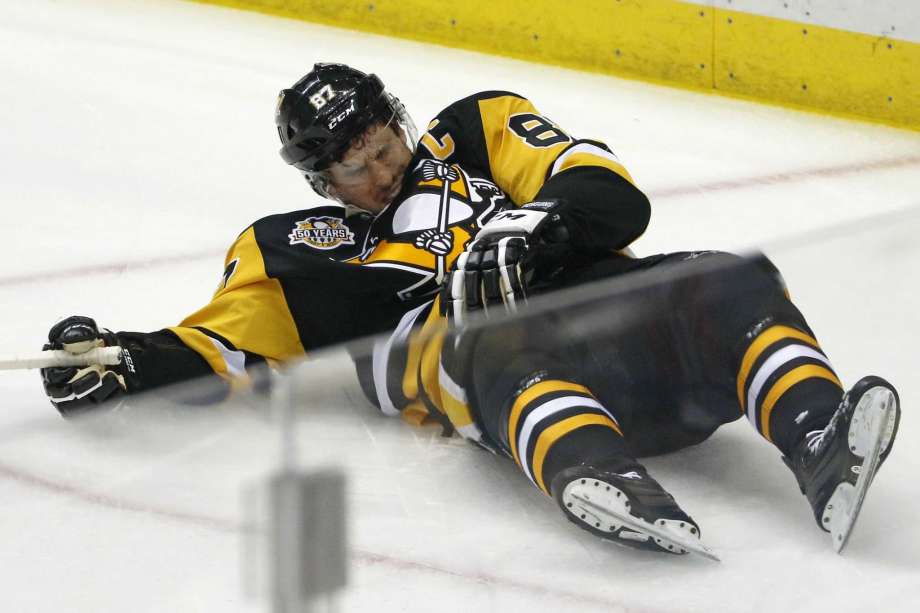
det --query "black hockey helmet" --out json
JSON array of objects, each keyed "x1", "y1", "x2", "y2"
[{"x1": 276, "y1": 63, "x2": 417, "y2": 198}]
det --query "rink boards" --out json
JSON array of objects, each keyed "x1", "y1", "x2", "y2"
[{"x1": 190, "y1": 0, "x2": 920, "y2": 130}]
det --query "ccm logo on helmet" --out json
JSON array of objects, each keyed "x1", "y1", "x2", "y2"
[{"x1": 326, "y1": 100, "x2": 357, "y2": 131}]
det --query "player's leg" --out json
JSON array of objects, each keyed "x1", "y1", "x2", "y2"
[
  {"x1": 464, "y1": 314, "x2": 703, "y2": 555},
  {"x1": 668, "y1": 251, "x2": 900, "y2": 547}
]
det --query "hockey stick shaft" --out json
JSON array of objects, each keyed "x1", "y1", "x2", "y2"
[{"x1": 0, "y1": 346, "x2": 122, "y2": 370}]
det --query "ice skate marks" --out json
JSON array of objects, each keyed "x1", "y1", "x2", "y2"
[
  {"x1": 561, "y1": 478, "x2": 720, "y2": 562},
  {"x1": 826, "y1": 384, "x2": 899, "y2": 553}
]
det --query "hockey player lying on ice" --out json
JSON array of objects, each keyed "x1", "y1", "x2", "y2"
[{"x1": 40, "y1": 63, "x2": 900, "y2": 556}]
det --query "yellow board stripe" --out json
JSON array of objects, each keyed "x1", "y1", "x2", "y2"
[
  {"x1": 759, "y1": 364, "x2": 842, "y2": 442},
  {"x1": 508, "y1": 380, "x2": 594, "y2": 466},
  {"x1": 737, "y1": 325, "x2": 820, "y2": 411},
  {"x1": 714, "y1": 7, "x2": 920, "y2": 131},
  {"x1": 532, "y1": 414, "x2": 622, "y2": 496}
]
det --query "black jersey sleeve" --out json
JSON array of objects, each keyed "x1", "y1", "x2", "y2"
[
  {"x1": 535, "y1": 163, "x2": 650, "y2": 251},
  {"x1": 114, "y1": 329, "x2": 232, "y2": 401}
]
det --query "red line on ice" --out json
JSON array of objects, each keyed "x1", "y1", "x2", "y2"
[
  {"x1": 0, "y1": 248, "x2": 225, "y2": 288},
  {"x1": 646, "y1": 154, "x2": 920, "y2": 199},
  {"x1": 0, "y1": 459, "x2": 645, "y2": 610},
  {"x1": 1, "y1": 154, "x2": 918, "y2": 288}
]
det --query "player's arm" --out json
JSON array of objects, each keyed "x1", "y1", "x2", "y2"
[
  {"x1": 420, "y1": 91, "x2": 650, "y2": 254},
  {"x1": 165, "y1": 223, "x2": 306, "y2": 380},
  {"x1": 41, "y1": 220, "x2": 304, "y2": 416},
  {"x1": 40, "y1": 316, "x2": 222, "y2": 417},
  {"x1": 533, "y1": 150, "x2": 649, "y2": 253},
  {"x1": 430, "y1": 92, "x2": 650, "y2": 316},
  {"x1": 165, "y1": 207, "x2": 376, "y2": 380}
]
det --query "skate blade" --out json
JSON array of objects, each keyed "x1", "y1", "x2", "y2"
[
  {"x1": 564, "y1": 486, "x2": 720, "y2": 562},
  {"x1": 828, "y1": 386, "x2": 897, "y2": 553}
]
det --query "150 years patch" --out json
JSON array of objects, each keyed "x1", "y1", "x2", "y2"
[{"x1": 288, "y1": 216, "x2": 355, "y2": 250}]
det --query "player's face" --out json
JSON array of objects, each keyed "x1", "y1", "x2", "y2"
[{"x1": 326, "y1": 122, "x2": 412, "y2": 214}]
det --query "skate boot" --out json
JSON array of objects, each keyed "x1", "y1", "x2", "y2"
[
  {"x1": 784, "y1": 375, "x2": 900, "y2": 552},
  {"x1": 550, "y1": 458, "x2": 718, "y2": 560}
]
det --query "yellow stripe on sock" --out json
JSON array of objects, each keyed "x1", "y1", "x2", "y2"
[
  {"x1": 759, "y1": 365, "x2": 842, "y2": 442},
  {"x1": 737, "y1": 325, "x2": 820, "y2": 411},
  {"x1": 508, "y1": 380, "x2": 593, "y2": 466},
  {"x1": 531, "y1": 414, "x2": 622, "y2": 496}
]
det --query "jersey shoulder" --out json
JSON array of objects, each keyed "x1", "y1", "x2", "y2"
[
  {"x1": 419, "y1": 91, "x2": 538, "y2": 176},
  {"x1": 249, "y1": 205, "x2": 370, "y2": 256},
  {"x1": 433, "y1": 90, "x2": 526, "y2": 118},
  {"x1": 420, "y1": 91, "x2": 578, "y2": 203},
  {"x1": 224, "y1": 205, "x2": 372, "y2": 282},
  {"x1": 427, "y1": 91, "x2": 532, "y2": 136}
]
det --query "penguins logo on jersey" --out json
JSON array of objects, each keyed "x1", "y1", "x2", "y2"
[
  {"x1": 348, "y1": 162, "x2": 509, "y2": 301},
  {"x1": 288, "y1": 216, "x2": 356, "y2": 250}
]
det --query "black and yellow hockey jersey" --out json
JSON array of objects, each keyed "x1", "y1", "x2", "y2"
[{"x1": 114, "y1": 91, "x2": 650, "y2": 400}]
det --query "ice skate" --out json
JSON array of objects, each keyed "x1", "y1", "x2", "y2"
[
  {"x1": 551, "y1": 460, "x2": 718, "y2": 561},
  {"x1": 784, "y1": 375, "x2": 900, "y2": 553}
]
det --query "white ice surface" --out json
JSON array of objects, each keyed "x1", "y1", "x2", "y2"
[{"x1": 1, "y1": 1, "x2": 919, "y2": 611}]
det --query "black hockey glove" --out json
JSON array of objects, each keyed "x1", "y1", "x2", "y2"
[
  {"x1": 441, "y1": 199, "x2": 570, "y2": 325},
  {"x1": 41, "y1": 316, "x2": 128, "y2": 417}
]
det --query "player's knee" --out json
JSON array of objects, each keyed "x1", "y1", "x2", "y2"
[
  {"x1": 689, "y1": 250, "x2": 788, "y2": 298},
  {"x1": 481, "y1": 365, "x2": 578, "y2": 447},
  {"x1": 682, "y1": 250, "x2": 744, "y2": 268},
  {"x1": 750, "y1": 252, "x2": 790, "y2": 296}
]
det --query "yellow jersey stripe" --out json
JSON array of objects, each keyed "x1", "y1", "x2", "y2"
[
  {"x1": 552, "y1": 150, "x2": 635, "y2": 186},
  {"x1": 174, "y1": 226, "x2": 305, "y2": 364},
  {"x1": 478, "y1": 96, "x2": 573, "y2": 204},
  {"x1": 401, "y1": 326, "x2": 428, "y2": 401},
  {"x1": 418, "y1": 322, "x2": 448, "y2": 411},
  {"x1": 438, "y1": 360, "x2": 477, "y2": 430},
  {"x1": 405, "y1": 301, "x2": 447, "y2": 402},
  {"x1": 400, "y1": 400, "x2": 430, "y2": 426}
]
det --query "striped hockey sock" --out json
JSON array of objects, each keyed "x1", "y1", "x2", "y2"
[
  {"x1": 506, "y1": 378, "x2": 626, "y2": 496},
  {"x1": 737, "y1": 323, "x2": 843, "y2": 454}
]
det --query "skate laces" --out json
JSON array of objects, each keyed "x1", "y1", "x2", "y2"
[
  {"x1": 805, "y1": 429, "x2": 825, "y2": 455},
  {"x1": 803, "y1": 393, "x2": 848, "y2": 458}
]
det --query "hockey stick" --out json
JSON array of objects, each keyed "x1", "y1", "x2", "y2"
[{"x1": 0, "y1": 346, "x2": 122, "y2": 370}]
